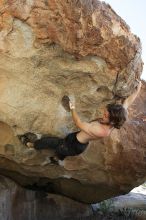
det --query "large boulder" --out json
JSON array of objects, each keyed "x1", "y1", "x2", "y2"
[
  {"x1": 0, "y1": 0, "x2": 145, "y2": 203},
  {"x1": 0, "y1": 0, "x2": 143, "y2": 135}
]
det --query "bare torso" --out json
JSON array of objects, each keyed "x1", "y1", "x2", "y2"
[{"x1": 76, "y1": 121, "x2": 113, "y2": 144}]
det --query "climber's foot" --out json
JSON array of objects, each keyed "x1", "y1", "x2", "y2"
[
  {"x1": 18, "y1": 132, "x2": 37, "y2": 147},
  {"x1": 50, "y1": 156, "x2": 59, "y2": 165},
  {"x1": 18, "y1": 134, "x2": 29, "y2": 146},
  {"x1": 26, "y1": 142, "x2": 34, "y2": 148}
]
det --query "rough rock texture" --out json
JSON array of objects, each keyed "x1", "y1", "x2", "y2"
[
  {"x1": 0, "y1": 0, "x2": 143, "y2": 135},
  {"x1": 0, "y1": 175, "x2": 92, "y2": 220},
  {"x1": 0, "y1": 0, "x2": 145, "y2": 203}
]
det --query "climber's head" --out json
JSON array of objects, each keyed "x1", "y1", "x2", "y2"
[{"x1": 104, "y1": 104, "x2": 127, "y2": 129}]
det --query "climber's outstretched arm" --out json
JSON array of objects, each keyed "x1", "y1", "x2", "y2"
[
  {"x1": 123, "y1": 81, "x2": 142, "y2": 110},
  {"x1": 69, "y1": 101, "x2": 91, "y2": 133}
]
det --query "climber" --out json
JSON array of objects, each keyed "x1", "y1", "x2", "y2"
[{"x1": 18, "y1": 80, "x2": 142, "y2": 163}]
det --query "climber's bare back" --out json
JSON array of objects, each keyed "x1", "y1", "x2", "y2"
[{"x1": 76, "y1": 121, "x2": 113, "y2": 144}]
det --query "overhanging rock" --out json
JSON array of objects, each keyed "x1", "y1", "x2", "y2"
[{"x1": 0, "y1": 0, "x2": 145, "y2": 203}]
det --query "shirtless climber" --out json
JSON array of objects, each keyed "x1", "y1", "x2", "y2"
[{"x1": 19, "y1": 80, "x2": 142, "y2": 163}]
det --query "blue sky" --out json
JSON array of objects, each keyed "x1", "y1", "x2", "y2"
[{"x1": 103, "y1": 0, "x2": 146, "y2": 80}]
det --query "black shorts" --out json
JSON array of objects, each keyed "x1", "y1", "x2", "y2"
[{"x1": 34, "y1": 132, "x2": 88, "y2": 159}]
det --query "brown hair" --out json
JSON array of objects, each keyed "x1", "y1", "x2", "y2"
[{"x1": 106, "y1": 104, "x2": 127, "y2": 129}]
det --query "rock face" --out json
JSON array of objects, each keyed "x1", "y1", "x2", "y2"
[
  {"x1": 0, "y1": 0, "x2": 145, "y2": 203},
  {"x1": 0, "y1": 0, "x2": 143, "y2": 135},
  {"x1": 0, "y1": 175, "x2": 92, "y2": 220}
]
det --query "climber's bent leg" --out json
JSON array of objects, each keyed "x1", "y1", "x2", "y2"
[
  {"x1": 55, "y1": 132, "x2": 88, "y2": 160},
  {"x1": 34, "y1": 136, "x2": 64, "y2": 150}
]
